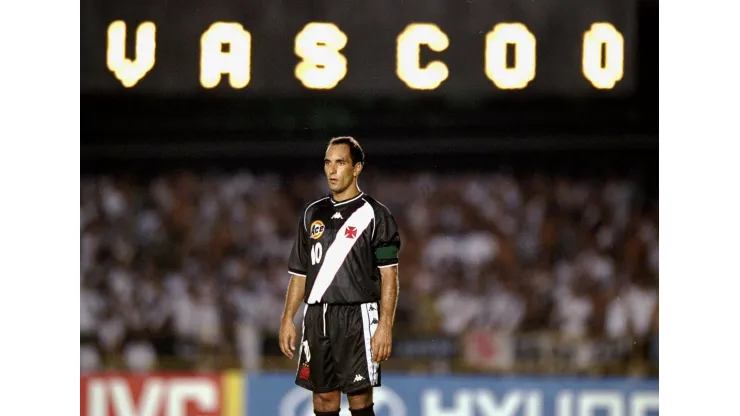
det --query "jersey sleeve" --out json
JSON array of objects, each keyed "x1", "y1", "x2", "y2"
[
  {"x1": 372, "y1": 204, "x2": 401, "y2": 267},
  {"x1": 288, "y1": 212, "x2": 310, "y2": 277}
]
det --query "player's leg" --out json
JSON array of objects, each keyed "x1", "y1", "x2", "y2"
[
  {"x1": 295, "y1": 304, "x2": 341, "y2": 408},
  {"x1": 347, "y1": 388, "x2": 374, "y2": 416},
  {"x1": 313, "y1": 391, "x2": 341, "y2": 415},
  {"x1": 330, "y1": 302, "x2": 381, "y2": 415}
]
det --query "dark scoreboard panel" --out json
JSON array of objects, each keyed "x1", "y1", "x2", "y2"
[{"x1": 81, "y1": 0, "x2": 636, "y2": 99}]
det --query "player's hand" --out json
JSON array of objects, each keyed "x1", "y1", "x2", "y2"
[
  {"x1": 279, "y1": 321, "x2": 297, "y2": 359},
  {"x1": 371, "y1": 325, "x2": 393, "y2": 363}
]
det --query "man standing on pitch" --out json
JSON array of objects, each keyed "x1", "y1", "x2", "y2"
[{"x1": 279, "y1": 136, "x2": 401, "y2": 416}]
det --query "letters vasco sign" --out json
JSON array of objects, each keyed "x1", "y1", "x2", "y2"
[
  {"x1": 107, "y1": 21, "x2": 625, "y2": 91},
  {"x1": 81, "y1": 0, "x2": 635, "y2": 98}
]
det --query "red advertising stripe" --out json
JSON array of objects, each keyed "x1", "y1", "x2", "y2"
[{"x1": 80, "y1": 372, "x2": 236, "y2": 416}]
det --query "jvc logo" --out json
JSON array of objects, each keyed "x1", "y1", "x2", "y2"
[
  {"x1": 422, "y1": 389, "x2": 659, "y2": 416},
  {"x1": 84, "y1": 377, "x2": 219, "y2": 416}
]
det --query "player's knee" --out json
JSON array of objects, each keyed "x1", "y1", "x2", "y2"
[
  {"x1": 349, "y1": 403, "x2": 375, "y2": 416},
  {"x1": 313, "y1": 391, "x2": 341, "y2": 413},
  {"x1": 347, "y1": 388, "x2": 374, "y2": 414}
]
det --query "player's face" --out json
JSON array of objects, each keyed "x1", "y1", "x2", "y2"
[{"x1": 324, "y1": 144, "x2": 359, "y2": 193}]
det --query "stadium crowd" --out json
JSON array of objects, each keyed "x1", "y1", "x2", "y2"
[{"x1": 80, "y1": 170, "x2": 658, "y2": 373}]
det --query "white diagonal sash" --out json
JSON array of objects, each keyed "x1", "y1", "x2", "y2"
[{"x1": 307, "y1": 202, "x2": 374, "y2": 303}]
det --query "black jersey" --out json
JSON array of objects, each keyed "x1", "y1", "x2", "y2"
[{"x1": 288, "y1": 192, "x2": 401, "y2": 304}]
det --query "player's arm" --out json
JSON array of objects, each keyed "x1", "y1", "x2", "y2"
[
  {"x1": 370, "y1": 204, "x2": 401, "y2": 362},
  {"x1": 378, "y1": 264, "x2": 399, "y2": 330},
  {"x1": 280, "y1": 212, "x2": 310, "y2": 359},
  {"x1": 281, "y1": 276, "x2": 306, "y2": 325},
  {"x1": 279, "y1": 275, "x2": 306, "y2": 359},
  {"x1": 372, "y1": 264, "x2": 398, "y2": 363}
]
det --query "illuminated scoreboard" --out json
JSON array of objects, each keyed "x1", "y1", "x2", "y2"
[{"x1": 81, "y1": 0, "x2": 636, "y2": 98}]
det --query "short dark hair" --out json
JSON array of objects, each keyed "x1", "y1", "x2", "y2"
[{"x1": 327, "y1": 136, "x2": 365, "y2": 165}]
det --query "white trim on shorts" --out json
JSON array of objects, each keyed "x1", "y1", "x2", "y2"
[{"x1": 360, "y1": 302, "x2": 380, "y2": 385}]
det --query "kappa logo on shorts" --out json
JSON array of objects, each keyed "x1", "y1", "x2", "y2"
[
  {"x1": 310, "y1": 220, "x2": 325, "y2": 240},
  {"x1": 353, "y1": 374, "x2": 365, "y2": 383}
]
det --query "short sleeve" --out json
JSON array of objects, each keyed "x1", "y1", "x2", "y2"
[
  {"x1": 372, "y1": 205, "x2": 401, "y2": 267},
  {"x1": 288, "y1": 213, "x2": 309, "y2": 276}
]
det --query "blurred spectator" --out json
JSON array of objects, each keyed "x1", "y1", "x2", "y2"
[
  {"x1": 624, "y1": 271, "x2": 658, "y2": 339},
  {"x1": 553, "y1": 278, "x2": 594, "y2": 341},
  {"x1": 477, "y1": 276, "x2": 525, "y2": 334},
  {"x1": 80, "y1": 276, "x2": 105, "y2": 340},
  {"x1": 98, "y1": 307, "x2": 126, "y2": 363},
  {"x1": 124, "y1": 332, "x2": 157, "y2": 372},
  {"x1": 435, "y1": 274, "x2": 482, "y2": 336},
  {"x1": 192, "y1": 278, "x2": 223, "y2": 352}
]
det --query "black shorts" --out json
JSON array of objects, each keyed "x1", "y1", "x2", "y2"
[{"x1": 295, "y1": 302, "x2": 381, "y2": 394}]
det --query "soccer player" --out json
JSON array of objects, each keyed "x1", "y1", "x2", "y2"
[{"x1": 279, "y1": 136, "x2": 401, "y2": 416}]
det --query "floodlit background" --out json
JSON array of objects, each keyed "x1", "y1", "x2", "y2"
[{"x1": 81, "y1": 0, "x2": 658, "y2": 414}]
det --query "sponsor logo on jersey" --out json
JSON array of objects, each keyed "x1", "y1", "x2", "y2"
[
  {"x1": 331, "y1": 212, "x2": 343, "y2": 219},
  {"x1": 345, "y1": 226, "x2": 357, "y2": 239},
  {"x1": 310, "y1": 220, "x2": 325, "y2": 240}
]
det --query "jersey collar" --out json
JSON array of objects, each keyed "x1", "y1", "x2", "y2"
[{"x1": 331, "y1": 192, "x2": 364, "y2": 206}]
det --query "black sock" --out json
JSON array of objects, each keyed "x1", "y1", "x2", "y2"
[
  {"x1": 314, "y1": 411, "x2": 339, "y2": 416},
  {"x1": 350, "y1": 403, "x2": 375, "y2": 416}
]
